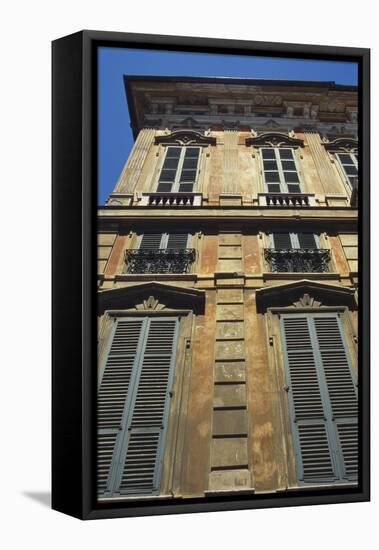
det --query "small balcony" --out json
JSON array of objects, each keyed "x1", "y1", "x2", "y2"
[
  {"x1": 139, "y1": 192, "x2": 202, "y2": 207},
  {"x1": 125, "y1": 248, "x2": 196, "y2": 274},
  {"x1": 258, "y1": 193, "x2": 315, "y2": 207},
  {"x1": 264, "y1": 248, "x2": 331, "y2": 273}
]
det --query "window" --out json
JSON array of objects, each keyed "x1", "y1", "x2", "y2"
[
  {"x1": 335, "y1": 153, "x2": 358, "y2": 189},
  {"x1": 261, "y1": 148, "x2": 302, "y2": 193},
  {"x1": 97, "y1": 317, "x2": 179, "y2": 498},
  {"x1": 125, "y1": 233, "x2": 195, "y2": 274},
  {"x1": 280, "y1": 313, "x2": 357, "y2": 484},
  {"x1": 157, "y1": 146, "x2": 201, "y2": 193},
  {"x1": 139, "y1": 233, "x2": 190, "y2": 250},
  {"x1": 271, "y1": 232, "x2": 319, "y2": 250}
]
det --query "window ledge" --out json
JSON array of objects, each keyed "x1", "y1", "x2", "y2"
[{"x1": 115, "y1": 273, "x2": 197, "y2": 282}]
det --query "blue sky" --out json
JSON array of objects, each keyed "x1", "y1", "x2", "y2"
[{"x1": 98, "y1": 47, "x2": 358, "y2": 205}]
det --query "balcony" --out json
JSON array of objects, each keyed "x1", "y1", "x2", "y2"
[
  {"x1": 258, "y1": 193, "x2": 315, "y2": 207},
  {"x1": 125, "y1": 248, "x2": 196, "y2": 274},
  {"x1": 140, "y1": 192, "x2": 202, "y2": 207},
  {"x1": 264, "y1": 248, "x2": 331, "y2": 273}
]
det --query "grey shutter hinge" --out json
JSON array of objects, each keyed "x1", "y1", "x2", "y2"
[
  {"x1": 185, "y1": 339, "x2": 191, "y2": 349},
  {"x1": 169, "y1": 391, "x2": 174, "y2": 398},
  {"x1": 283, "y1": 385, "x2": 289, "y2": 392},
  {"x1": 269, "y1": 336, "x2": 274, "y2": 346}
]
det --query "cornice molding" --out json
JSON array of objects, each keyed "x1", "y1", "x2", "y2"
[
  {"x1": 245, "y1": 131, "x2": 304, "y2": 148},
  {"x1": 256, "y1": 279, "x2": 357, "y2": 313},
  {"x1": 98, "y1": 281, "x2": 206, "y2": 315},
  {"x1": 154, "y1": 130, "x2": 216, "y2": 146}
]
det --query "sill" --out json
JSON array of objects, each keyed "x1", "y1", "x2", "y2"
[{"x1": 263, "y1": 272, "x2": 340, "y2": 281}]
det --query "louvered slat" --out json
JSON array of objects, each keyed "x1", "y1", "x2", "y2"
[
  {"x1": 298, "y1": 424, "x2": 334, "y2": 479},
  {"x1": 97, "y1": 319, "x2": 144, "y2": 496},
  {"x1": 297, "y1": 233, "x2": 317, "y2": 249},
  {"x1": 282, "y1": 316, "x2": 335, "y2": 482},
  {"x1": 337, "y1": 423, "x2": 358, "y2": 478},
  {"x1": 273, "y1": 233, "x2": 292, "y2": 249},
  {"x1": 119, "y1": 319, "x2": 178, "y2": 494},
  {"x1": 314, "y1": 317, "x2": 358, "y2": 418},
  {"x1": 166, "y1": 233, "x2": 189, "y2": 249},
  {"x1": 139, "y1": 234, "x2": 163, "y2": 250}
]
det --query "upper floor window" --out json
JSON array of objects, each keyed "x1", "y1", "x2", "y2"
[
  {"x1": 335, "y1": 153, "x2": 358, "y2": 189},
  {"x1": 261, "y1": 148, "x2": 302, "y2": 194},
  {"x1": 156, "y1": 146, "x2": 201, "y2": 193}
]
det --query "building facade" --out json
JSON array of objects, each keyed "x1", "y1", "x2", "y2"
[{"x1": 97, "y1": 77, "x2": 358, "y2": 502}]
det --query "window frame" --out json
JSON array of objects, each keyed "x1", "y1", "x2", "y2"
[
  {"x1": 138, "y1": 232, "x2": 190, "y2": 250},
  {"x1": 260, "y1": 147, "x2": 303, "y2": 193},
  {"x1": 335, "y1": 152, "x2": 359, "y2": 190},
  {"x1": 156, "y1": 146, "x2": 202, "y2": 193},
  {"x1": 270, "y1": 232, "x2": 320, "y2": 249}
]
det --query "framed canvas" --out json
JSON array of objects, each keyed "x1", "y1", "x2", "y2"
[{"x1": 52, "y1": 30, "x2": 370, "y2": 520}]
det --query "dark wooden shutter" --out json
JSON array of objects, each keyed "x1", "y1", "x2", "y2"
[
  {"x1": 281, "y1": 313, "x2": 357, "y2": 484},
  {"x1": 282, "y1": 316, "x2": 335, "y2": 482},
  {"x1": 166, "y1": 233, "x2": 189, "y2": 249},
  {"x1": 273, "y1": 233, "x2": 292, "y2": 249},
  {"x1": 298, "y1": 233, "x2": 318, "y2": 249},
  {"x1": 118, "y1": 318, "x2": 179, "y2": 494},
  {"x1": 313, "y1": 316, "x2": 358, "y2": 479},
  {"x1": 97, "y1": 319, "x2": 144, "y2": 496},
  {"x1": 139, "y1": 234, "x2": 163, "y2": 250}
]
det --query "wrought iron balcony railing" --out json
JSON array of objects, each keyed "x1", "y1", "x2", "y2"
[
  {"x1": 264, "y1": 248, "x2": 331, "y2": 273},
  {"x1": 125, "y1": 248, "x2": 196, "y2": 274}
]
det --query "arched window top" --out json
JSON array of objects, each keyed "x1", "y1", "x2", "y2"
[
  {"x1": 154, "y1": 130, "x2": 216, "y2": 147},
  {"x1": 245, "y1": 131, "x2": 304, "y2": 148},
  {"x1": 323, "y1": 137, "x2": 358, "y2": 154}
]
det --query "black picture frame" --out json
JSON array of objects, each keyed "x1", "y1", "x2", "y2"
[{"x1": 52, "y1": 30, "x2": 370, "y2": 520}]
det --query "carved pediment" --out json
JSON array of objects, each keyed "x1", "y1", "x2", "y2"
[
  {"x1": 98, "y1": 282, "x2": 205, "y2": 315},
  {"x1": 256, "y1": 280, "x2": 357, "y2": 313},
  {"x1": 154, "y1": 130, "x2": 216, "y2": 146},
  {"x1": 245, "y1": 131, "x2": 304, "y2": 148},
  {"x1": 323, "y1": 137, "x2": 358, "y2": 153}
]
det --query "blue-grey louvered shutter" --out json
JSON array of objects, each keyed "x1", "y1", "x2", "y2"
[
  {"x1": 297, "y1": 233, "x2": 318, "y2": 250},
  {"x1": 313, "y1": 316, "x2": 358, "y2": 480},
  {"x1": 281, "y1": 313, "x2": 357, "y2": 484},
  {"x1": 117, "y1": 318, "x2": 179, "y2": 495},
  {"x1": 139, "y1": 234, "x2": 163, "y2": 250},
  {"x1": 97, "y1": 319, "x2": 145, "y2": 496},
  {"x1": 166, "y1": 233, "x2": 189, "y2": 249},
  {"x1": 281, "y1": 315, "x2": 335, "y2": 483},
  {"x1": 272, "y1": 233, "x2": 292, "y2": 249}
]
